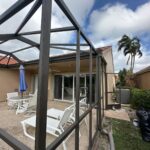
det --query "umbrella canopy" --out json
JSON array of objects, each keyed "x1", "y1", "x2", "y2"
[{"x1": 19, "y1": 65, "x2": 27, "y2": 93}]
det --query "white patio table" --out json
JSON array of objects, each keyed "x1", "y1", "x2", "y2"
[{"x1": 9, "y1": 96, "x2": 32, "y2": 114}]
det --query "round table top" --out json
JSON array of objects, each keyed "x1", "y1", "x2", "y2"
[{"x1": 9, "y1": 95, "x2": 32, "y2": 101}]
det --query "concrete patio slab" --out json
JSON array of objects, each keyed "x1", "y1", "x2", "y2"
[
  {"x1": 105, "y1": 109, "x2": 130, "y2": 121},
  {"x1": 0, "y1": 101, "x2": 97, "y2": 150}
]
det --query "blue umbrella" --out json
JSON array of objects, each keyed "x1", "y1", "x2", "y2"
[{"x1": 19, "y1": 65, "x2": 27, "y2": 97}]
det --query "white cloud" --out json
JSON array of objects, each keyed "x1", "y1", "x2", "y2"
[
  {"x1": 0, "y1": 0, "x2": 17, "y2": 14},
  {"x1": 89, "y1": 2, "x2": 150, "y2": 42},
  {"x1": 64, "y1": 0, "x2": 95, "y2": 26},
  {"x1": 88, "y1": 2, "x2": 150, "y2": 72}
]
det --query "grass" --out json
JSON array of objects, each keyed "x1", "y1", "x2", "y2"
[{"x1": 111, "y1": 118, "x2": 150, "y2": 150}]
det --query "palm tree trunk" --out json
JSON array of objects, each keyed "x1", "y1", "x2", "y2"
[
  {"x1": 132, "y1": 55, "x2": 135, "y2": 72},
  {"x1": 130, "y1": 53, "x2": 133, "y2": 72}
]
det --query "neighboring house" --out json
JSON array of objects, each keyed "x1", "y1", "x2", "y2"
[
  {"x1": 0, "y1": 56, "x2": 18, "y2": 65},
  {"x1": 0, "y1": 46, "x2": 115, "y2": 109},
  {"x1": 134, "y1": 66, "x2": 150, "y2": 90}
]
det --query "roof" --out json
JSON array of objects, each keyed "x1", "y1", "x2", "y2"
[
  {"x1": 96, "y1": 46, "x2": 112, "y2": 53},
  {"x1": 0, "y1": 56, "x2": 18, "y2": 65},
  {"x1": 15, "y1": 46, "x2": 112, "y2": 66},
  {"x1": 48, "y1": 46, "x2": 112, "y2": 59},
  {"x1": 0, "y1": 46, "x2": 111, "y2": 68},
  {"x1": 134, "y1": 66, "x2": 150, "y2": 75}
]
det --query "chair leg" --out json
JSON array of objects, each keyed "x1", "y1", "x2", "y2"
[
  {"x1": 84, "y1": 117, "x2": 88, "y2": 127},
  {"x1": 22, "y1": 122, "x2": 35, "y2": 140},
  {"x1": 62, "y1": 141, "x2": 67, "y2": 150},
  {"x1": 16, "y1": 103, "x2": 28, "y2": 114},
  {"x1": 59, "y1": 127, "x2": 68, "y2": 150}
]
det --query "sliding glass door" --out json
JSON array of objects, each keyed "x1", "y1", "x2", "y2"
[
  {"x1": 54, "y1": 74, "x2": 95, "y2": 102},
  {"x1": 54, "y1": 75, "x2": 73, "y2": 101}
]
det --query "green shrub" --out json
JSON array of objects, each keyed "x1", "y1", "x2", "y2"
[{"x1": 130, "y1": 88, "x2": 150, "y2": 109}]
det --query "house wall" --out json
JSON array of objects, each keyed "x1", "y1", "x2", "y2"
[
  {"x1": 102, "y1": 48, "x2": 115, "y2": 105},
  {"x1": 102, "y1": 48, "x2": 114, "y2": 73},
  {"x1": 46, "y1": 48, "x2": 115, "y2": 105},
  {"x1": 0, "y1": 47, "x2": 114, "y2": 106},
  {"x1": 0, "y1": 68, "x2": 32, "y2": 102},
  {"x1": 102, "y1": 48, "x2": 115, "y2": 91},
  {"x1": 134, "y1": 72, "x2": 150, "y2": 89},
  {"x1": 48, "y1": 73, "x2": 54, "y2": 101}
]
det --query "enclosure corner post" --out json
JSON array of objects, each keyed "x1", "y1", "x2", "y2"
[
  {"x1": 35, "y1": 0, "x2": 52, "y2": 149},
  {"x1": 75, "y1": 29, "x2": 80, "y2": 150},
  {"x1": 88, "y1": 47, "x2": 93, "y2": 149}
]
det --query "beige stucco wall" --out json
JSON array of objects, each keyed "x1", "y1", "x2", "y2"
[
  {"x1": 102, "y1": 48, "x2": 114, "y2": 73},
  {"x1": 102, "y1": 48, "x2": 115, "y2": 105},
  {"x1": 135, "y1": 72, "x2": 150, "y2": 89},
  {"x1": 0, "y1": 68, "x2": 32, "y2": 102},
  {"x1": 102, "y1": 48, "x2": 115, "y2": 91},
  {"x1": 48, "y1": 73, "x2": 54, "y2": 101},
  {"x1": 0, "y1": 47, "x2": 114, "y2": 105}
]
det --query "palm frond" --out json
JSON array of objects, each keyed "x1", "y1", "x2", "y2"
[{"x1": 138, "y1": 50, "x2": 143, "y2": 57}]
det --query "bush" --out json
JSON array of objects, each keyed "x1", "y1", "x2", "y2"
[{"x1": 130, "y1": 88, "x2": 150, "y2": 109}]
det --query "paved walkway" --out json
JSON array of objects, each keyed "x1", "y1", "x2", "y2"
[{"x1": 105, "y1": 109, "x2": 130, "y2": 121}]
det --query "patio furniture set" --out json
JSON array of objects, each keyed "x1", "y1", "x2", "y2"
[
  {"x1": 6, "y1": 91, "x2": 88, "y2": 150},
  {"x1": 6, "y1": 90, "x2": 37, "y2": 114}
]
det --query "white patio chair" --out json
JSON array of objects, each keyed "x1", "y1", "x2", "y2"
[
  {"x1": 21, "y1": 107, "x2": 73, "y2": 150},
  {"x1": 47, "y1": 99, "x2": 88, "y2": 127},
  {"x1": 47, "y1": 104, "x2": 75, "y2": 123},
  {"x1": 6, "y1": 92, "x2": 18, "y2": 109},
  {"x1": 16, "y1": 90, "x2": 37, "y2": 114},
  {"x1": 80, "y1": 97, "x2": 88, "y2": 107},
  {"x1": 27, "y1": 90, "x2": 37, "y2": 110}
]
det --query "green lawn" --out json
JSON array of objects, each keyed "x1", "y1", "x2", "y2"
[{"x1": 111, "y1": 118, "x2": 150, "y2": 150}]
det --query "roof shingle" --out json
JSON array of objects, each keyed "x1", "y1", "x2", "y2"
[{"x1": 0, "y1": 56, "x2": 18, "y2": 65}]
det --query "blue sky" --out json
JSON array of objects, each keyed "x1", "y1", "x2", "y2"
[
  {"x1": 0, "y1": 0, "x2": 150, "y2": 72},
  {"x1": 93, "y1": 0, "x2": 149, "y2": 10}
]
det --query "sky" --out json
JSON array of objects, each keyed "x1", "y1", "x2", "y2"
[{"x1": 0, "y1": 0, "x2": 150, "y2": 72}]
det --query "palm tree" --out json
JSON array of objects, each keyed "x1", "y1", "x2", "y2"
[{"x1": 118, "y1": 35, "x2": 142, "y2": 73}]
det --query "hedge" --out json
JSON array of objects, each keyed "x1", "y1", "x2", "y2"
[{"x1": 130, "y1": 88, "x2": 150, "y2": 109}]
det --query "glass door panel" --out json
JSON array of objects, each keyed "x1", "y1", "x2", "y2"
[
  {"x1": 86, "y1": 74, "x2": 96, "y2": 103},
  {"x1": 80, "y1": 75, "x2": 86, "y2": 98},
  {"x1": 63, "y1": 75, "x2": 73, "y2": 101},
  {"x1": 54, "y1": 75, "x2": 62, "y2": 100}
]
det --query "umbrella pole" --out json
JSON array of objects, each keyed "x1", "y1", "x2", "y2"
[{"x1": 21, "y1": 92, "x2": 23, "y2": 98}]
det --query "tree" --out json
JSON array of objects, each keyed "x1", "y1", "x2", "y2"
[
  {"x1": 116, "y1": 68, "x2": 127, "y2": 87},
  {"x1": 118, "y1": 35, "x2": 142, "y2": 73},
  {"x1": 116, "y1": 68, "x2": 134, "y2": 87}
]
